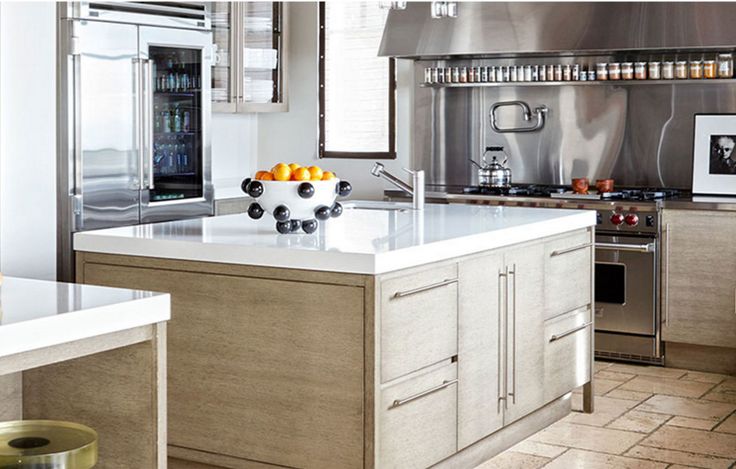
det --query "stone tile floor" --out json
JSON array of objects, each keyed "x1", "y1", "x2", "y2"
[{"x1": 477, "y1": 361, "x2": 736, "y2": 469}]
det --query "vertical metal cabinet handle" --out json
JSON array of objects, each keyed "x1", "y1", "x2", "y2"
[
  {"x1": 497, "y1": 269, "x2": 506, "y2": 412},
  {"x1": 508, "y1": 264, "x2": 516, "y2": 405},
  {"x1": 502, "y1": 265, "x2": 509, "y2": 410},
  {"x1": 389, "y1": 379, "x2": 458, "y2": 409},
  {"x1": 663, "y1": 223, "x2": 670, "y2": 327},
  {"x1": 143, "y1": 59, "x2": 155, "y2": 190},
  {"x1": 71, "y1": 49, "x2": 84, "y2": 230},
  {"x1": 132, "y1": 58, "x2": 143, "y2": 189}
]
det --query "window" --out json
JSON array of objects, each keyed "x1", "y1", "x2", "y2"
[{"x1": 319, "y1": 2, "x2": 396, "y2": 159}]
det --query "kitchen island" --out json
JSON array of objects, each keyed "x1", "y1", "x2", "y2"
[
  {"x1": 74, "y1": 203, "x2": 596, "y2": 469},
  {"x1": 0, "y1": 277, "x2": 169, "y2": 468}
]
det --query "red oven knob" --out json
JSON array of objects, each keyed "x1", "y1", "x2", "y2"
[
  {"x1": 610, "y1": 213, "x2": 624, "y2": 225},
  {"x1": 624, "y1": 213, "x2": 639, "y2": 226}
]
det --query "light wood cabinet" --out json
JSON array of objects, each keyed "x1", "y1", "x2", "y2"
[
  {"x1": 662, "y1": 209, "x2": 736, "y2": 348},
  {"x1": 543, "y1": 230, "x2": 593, "y2": 319},
  {"x1": 543, "y1": 307, "x2": 593, "y2": 402}
]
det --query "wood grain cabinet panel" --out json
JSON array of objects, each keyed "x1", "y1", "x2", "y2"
[
  {"x1": 378, "y1": 362, "x2": 457, "y2": 469},
  {"x1": 543, "y1": 230, "x2": 592, "y2": 320},
  {"x1": 82, "y1": 262, "x2": 365, "y2": 469},
  {"x1": 380, "y1": 264, "x2": 458, "y2": 383},
  {"x1": 662, "y1": 209, "x2": 736, "y2": 347},
  {"x1": 543, "y1": 307, "x2": 592, "y2": 402}
]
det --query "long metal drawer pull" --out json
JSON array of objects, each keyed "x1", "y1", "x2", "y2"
[
  {"x1": 389, "y1": 379, "x2": 458, "y2": 409},
  {"x1": 663, "y1": 223, "x2": 670, "y2": 327},
  {"x1": 549, "y1": 321, "x2": 593, "y2": 342},
  {"x1": 497, "y1": 269, "x2": 506, "y2": 412},
  {"x1": 596, "y1": 242, "x2": 655, "y2": 253},
  {"x1": 392, "y1": 278, "x2": 458, "y2": 299},
  {"x1": 508, "y1": 265, "x2": 516, "y2": 405},
  {"x1": 550, "y1": 243, "x2": 592, "y2": 257}
]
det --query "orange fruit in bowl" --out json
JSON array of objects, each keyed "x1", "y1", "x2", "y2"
[
  {"x1": 272, "y1": 164, "x2": 292, "y2": 181},
  {"x1": 292, "y1": 167, "x2": 311, "y2": 181},
  {"x1": 260, "y1": 172, "x2": 274, "y2": 181},
  {"x1": 288, "y1": 163, "x2": 301, "y2": 172},
  {"x1": 308, "y1": 166, "x2": 323, "y2": 181},
  {"x1": 322, "y1": 171, "x2": 336, "y2": 180},
  {"x1": 255, "y1": 170, "x2": 269, "y2": 180}
]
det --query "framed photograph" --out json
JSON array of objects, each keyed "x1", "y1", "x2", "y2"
[{"x1": 693, "y1": 114, "x2": 736, "y2": 195}]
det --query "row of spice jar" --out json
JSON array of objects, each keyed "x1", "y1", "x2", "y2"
[{"x1": 424, "y1": 53, "x2": 734, "y2": 84}]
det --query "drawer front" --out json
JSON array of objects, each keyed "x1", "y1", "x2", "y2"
[
  {"x1": 544, "y1": 229, "x2": 592, "y2": 320},
  {"x1": 380, "y1": 264, "x2": 458, "y2": 382},
  {"x1": 543, "y1": 307, "x2": 592, "y2": 402},
  {"x1": 378, "y1": 362, "x2": 458, "y2": 469}
]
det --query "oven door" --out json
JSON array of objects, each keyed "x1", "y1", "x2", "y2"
[{"x1": 595, "y1": 234, "x2": 657, "y2": 336}]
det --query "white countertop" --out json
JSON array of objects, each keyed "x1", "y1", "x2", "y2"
[
  {"x1": 74, "y1": 203, "x2": 595, "y2": 275},
  {"x1": 0, "y1": 277, "x2": 170, "y2": 358}
]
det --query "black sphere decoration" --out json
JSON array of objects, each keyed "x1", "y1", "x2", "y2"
[
  {"x1": 241, "y1": 178, "x2": 252, "y2": 193},
  {"x1": 273, "y1": 205, "x2": 290, "y2": 222},
  {"x1": 315, "y1": 205, "x2": 331, "y2": 221},
  {"x1": 290, "y1": 219, "x2": 302, "y2": 232},
  {"x1": 297, "y1": 182, "x2": 315, "y2": 199},
  {"x1": 247, "y1": 180, "x2": 263, "y2": 198},
  {"x1": 302, "y1": 219, "x2": 318, "y2": 234},
  {"x1": 247, "y1": 202, "x2": 264, "y2": 220},
  {"x1": 330, "y1": 202, "x2": 343, "y2": 218},
  {"x1": 276, "y1": 220, "x2": 292, "y2": 234},
  {"x1": 337, "y1": 181, "x2": 352, "y2": 197}
]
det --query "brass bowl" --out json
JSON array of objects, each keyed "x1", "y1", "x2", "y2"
[{"x1": 0, "y1": 420, "x2": 97, "y2": 469}]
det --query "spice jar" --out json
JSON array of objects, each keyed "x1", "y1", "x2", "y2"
[
  {"x1": 459, "y1": 67, "x2": 468, "y2": 83},
  {"x1": 532, "y1": 65, "x2": 539, "y2": 81},
  {"x1": 424, "y1": 68, "x2": 432, "y2": 83},
  {"x1": 634, "y1": 62, "x2": 647, "y2": 80},
  {"x1": 480, "y1": 66, "x2": 489, "y2": 82},
  {"x1": 547, "y1": 65, "x2": 555, "y2": 81},
  {"x1": 491, "y1": 66, "x2": 499, "y2": 82},
  {"x1": 621, "y1": 62, "x2": 634, "y2": 80},
  {"x1": 562, "y1": 64, "x2": 572, "y2": 81},
  {"x1": 572, "y1": 64, "x2": 580, "y2": 80},
  {"x1": 445, "y1": 68, "x2": 452, "y2": 83},
  {"x1": 554, "y1": 65, "x2": 563, "y2": 81},
  {"x1": 452, "y1": 67, "x2": 460, "y2": 83},
  {"x1": 508, "y1": 66, "x2": 517, "y2": 82},
  {"x1": 662, "y1": 61, "x2": 674, "y2": 79},
  {"x1": 596, "y1": 63, "x2": 608, "y2": 80},
  {"x1": 523, "y1": 65, "x2": 532, "y2": 82},
  {"x1": 717, "y1": 53, "x2": 733, "y2": 78},
  {"x1": 608, "y1": 63, "x2": 621, "y2": 80},
  {"x1": 502, "y1": 66, "x2": 510, "y2": 82},
  {"x1": 675, "y1": 61, "x2": 688, "y2": 79},
  {"x1": 704, "y1": 60, "x2": 717, "y2": 79},
  {"x1": 579, "y1": 69, "x2": 587, "y2": 81},
  {"x1": 648, "y1": 62, "x2": 661, "y2": 80},
  {"x1": 588, "y1": 70, "x2": 596, "y2": 81},
  {"x1": 689, "y1": 60, "x2": 703, "y2": 79},
  {"x1": 468, "y1": 67, "x2": 476, "y2": 83}
]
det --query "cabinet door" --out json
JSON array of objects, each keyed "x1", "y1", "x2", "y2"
[
  {"x1": 457, "y1": 253, "x2": 504, "y2": 450},
  {"x1": 662, "y1": 210, "x2": 736, "y2": 347},
  {"x1": 503, "y1": 243, "x2": 546, "y2": 425},
  {"x1": 209, "y1": 2, "x2": 237, "y2": 112}
]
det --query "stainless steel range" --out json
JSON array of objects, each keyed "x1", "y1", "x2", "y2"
[{"x1": 388, "y1": 184, "x2": 681, "y2": 364}]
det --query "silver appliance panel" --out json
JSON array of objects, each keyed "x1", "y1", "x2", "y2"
[
  {"x1": 78, "y1": 20, "x2": 141, "y2": 231},
  {"x1": 412, "y1": 62, "x2": 736, "y2": 189},
  {"x1": 595, "y1": 234, "x2": 657, "y2": 336},
  {"x1": 138, "y1": 26, "x2": 213, "y2": 224},
  {"x1": 63, "y1": 2, "x2": 211, "y2": 30},
  {"x1": 379, "y1": 2, "x2": 736, "y2": 58}
]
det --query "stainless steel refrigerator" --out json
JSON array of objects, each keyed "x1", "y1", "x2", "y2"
[{"x1": 57, "y1": 2, "x2": 214, "y2": 280}]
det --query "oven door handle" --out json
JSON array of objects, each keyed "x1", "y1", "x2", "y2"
[{"x1": 596, "y1": 242, "x2": 655, "y2": 253}]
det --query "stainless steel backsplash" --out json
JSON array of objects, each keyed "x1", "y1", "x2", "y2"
[{"x1": 412, "y1": 61, "x2": 736, "y2": 189}]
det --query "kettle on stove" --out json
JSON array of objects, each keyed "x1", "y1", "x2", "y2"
[{"x1": 471, "y1": 146, "x2": 512, "y2": 189}]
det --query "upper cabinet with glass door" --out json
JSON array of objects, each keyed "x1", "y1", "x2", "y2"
[{"x1": 209, "y1": 2, "x2": 288, "y2": 113}]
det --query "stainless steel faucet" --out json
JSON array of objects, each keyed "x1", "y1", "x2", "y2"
[{"x1": 371, "y1": 162, "x2": 425, "y2": 210}]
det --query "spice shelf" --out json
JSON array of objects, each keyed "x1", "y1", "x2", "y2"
[{"x1": 420, "y1": 79, "x2": 736, "y2": 88}]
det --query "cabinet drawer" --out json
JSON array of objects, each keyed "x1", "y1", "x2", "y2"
[
  {"x1": 544, "y1": 230, "x2": 592, "y2": 319},
  {"x1": 543, "y1": 307, "x2": 592, "y2": 402},
  {"x1": 380, "y1": 264, "x2": 458, "y2": 382},
  {"x1": 378, "y1": 362, "x2": 458, "y2": 469}
]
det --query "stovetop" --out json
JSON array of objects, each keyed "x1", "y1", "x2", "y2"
[{"x1": 458, "y1": 184, "x2": 681, "y2": 201}]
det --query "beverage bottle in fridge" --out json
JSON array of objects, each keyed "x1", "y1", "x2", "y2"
[
  {"x1": 183, "y1": 111, "x2": 191, "y2": 132},
  {"x1": 163, "y1": 110, "x2": 171, "y2": 133},
  {"x1": 173, "y1": 107, "x2": 182, "y2": 133}
]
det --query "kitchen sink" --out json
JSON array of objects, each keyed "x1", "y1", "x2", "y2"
[{"x1": 342, "y1": 200, "x2": 412, "y2": 213}]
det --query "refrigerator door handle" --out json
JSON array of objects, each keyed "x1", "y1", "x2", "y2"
[
  {"x1": 142, "y1": 58, "x2": 155, "y2": 190},
  {"x1": 71, "y1": 50, "x2": 84, "y2": 230},
  {"x1": 132, "y1": 57, "x2": 143, "y2": 190}
]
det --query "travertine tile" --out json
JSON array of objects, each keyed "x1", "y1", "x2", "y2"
[
  {"x1": 618, "y1": 375, "x2": 716, "y2": 398},
  {"x1": 680, "y1": 371, "x2": 731, "y2": 384},
  {"x1": 607, "y1": 363, "x2": 688, "y2": 379},
  {"x1": 713, "y1": 412, "x2": 736, "y2": 434},
  {"x1": 606, "y1": 389, "x2": 654, "y2": 403},
  {"x1": 595, "y1": 378, "x2": 623, "y2": 396},
  {"x1": 595, "y1": 361, "x2": 614, "y2": 372},
  {"x1": 703, "y1": 379, "x2": 736, "y2": 404},
  {"x1": 543, "y1": 449, "x2": 667, "y2": 469},
  {"x1": 638, "y1": 394, "x2": 736, "y2": 420},
  {"x1": 508, "y1": 440, "x2": 567, "y2": 458},
  {"x1": 625, "y1": 445, "x2": 735, "y2": 469},
  {"x1": 607, "y1": 410, "x2": 671, "y2": 433},
  {"x1": 596, "y1": 370, "x2": 636, "y2": 382},
  {"x1": 641, "y1": 425, "x2": 736, "y2": 458},
  {"x1": 666, "y1": 416, "x2": 719, "y2": 431},
  {"x1": 565, "y1": 396, "x2": 637, "y2": 427},
  {"x1": 530, "y1": 421, "x2": 644, "y2": 454},
  {"x1": 668, "y1": 465, "x2": 706, "y2": 469},
  {"x1": 476, "y1": 450, "x2": 549, "y2": 469}
]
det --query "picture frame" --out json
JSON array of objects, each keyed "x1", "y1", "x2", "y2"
[{"x1": 692, "y1": 114, "x2": 736, "y2": 196}]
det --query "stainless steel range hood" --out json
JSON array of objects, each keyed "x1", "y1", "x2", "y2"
[{"x1": 378, "y1": 2, "x2": 736, "y2": 58}]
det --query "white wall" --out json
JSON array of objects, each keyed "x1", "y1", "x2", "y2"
[
  {"x1": 211, "y1": 113, "x2": 257, "y2": 191},
  {"x1": 0, "y1": 1, "x2": 57, "y2": 280},
  {"x1": 257, "y1": 2, "x2": 413, "y2": 200}
]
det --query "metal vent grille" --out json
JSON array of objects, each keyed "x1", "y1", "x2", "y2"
[
  {"x1": 595, "y1": 351, "x2": 664, "y2": 366},
  {"x1": 89, "y1": 2, "x2": 207, "y2": 21}
]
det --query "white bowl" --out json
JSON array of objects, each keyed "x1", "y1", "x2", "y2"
[{"x1": 253, "y1": 179, "x2": 340, "y2": 220}]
